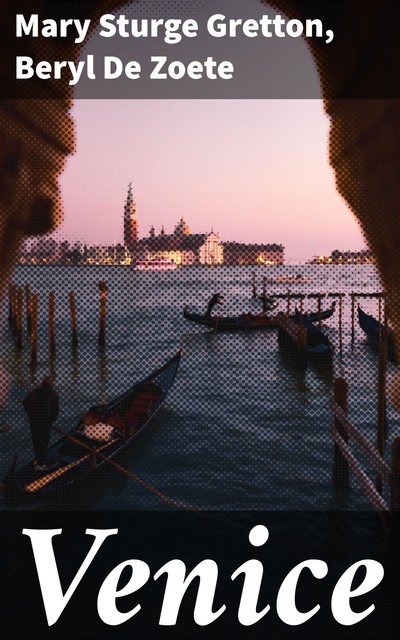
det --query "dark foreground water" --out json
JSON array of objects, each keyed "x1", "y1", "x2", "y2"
[{"x1": 0, "y1": 264, "x2": 398, "y2": 510}]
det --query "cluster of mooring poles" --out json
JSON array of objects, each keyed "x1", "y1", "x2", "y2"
[
  {"x1": 7, "y1": 280, "x2": 109, "y2": 369},
  {"x1": 331, "y1": 375, "x2": 400, "y2": 522},
  {"x1": 252, "y1": 274, "x2": 388, "y2": 357}
]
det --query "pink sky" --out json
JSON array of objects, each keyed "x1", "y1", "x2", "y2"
[{"x1": 57, "y1": 99, "x2": 365, "y2": 261}]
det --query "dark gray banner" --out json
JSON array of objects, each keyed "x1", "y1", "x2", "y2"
[{"x1": 3, "y1": 0, "x2": 399, "y2": 98}]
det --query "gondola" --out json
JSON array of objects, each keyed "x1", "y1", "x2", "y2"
[
  {"x1": 3, "y1": 352, "x2": 181, "y2": 506},
  {"x1": 278, "y1": 310, "x2": 333, "y2": 363},
  {"x1": 183, "y1": 307, "x2": 279, "y2": 330},
  {"x1": 183, "y1": 301, "x2": 336, "y2": 331},
  {"x1": 358, "y1": 306, "x2": 396, "y2": 361},
  {"x1": 293, "y1": 310, "x2": 333, "y2": 360}
]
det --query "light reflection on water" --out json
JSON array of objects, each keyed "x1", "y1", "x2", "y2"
[{"x1": 1, "y1": 264, "x2": 398, "y2": 511}]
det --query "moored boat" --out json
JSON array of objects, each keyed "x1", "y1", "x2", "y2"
[
  {"x1": 183, "y1": 299, "x2": 336, "y2": 332},
  {"x1": 277, "y1": 310, "x2": 333, "y2": 364},
  {"x1": 134, "y1": 256, "x2": 178, "y2": 271},
  {"x1": 357, "y1": 306, "x2": 396, "y2": 361},
  {"x1": 183, "y1": 307, "x2": 278, "y2": 330},
  {"x1": 292, "y1": 310, "x2": 333, "y2": 359},
  {"x1": 3, "y1": 352, "x2": 181, "y2": 506}
]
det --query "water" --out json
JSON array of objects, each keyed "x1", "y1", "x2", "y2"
[{"x1": 1, "y1": 264, "x2": 398, "y2": 510}]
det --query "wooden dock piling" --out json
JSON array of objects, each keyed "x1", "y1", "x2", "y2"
[
  {"x1": 317, "y1": 293, "x2": 322, "y2": 328},
  {"x1": 391, "y1": 438, "x2": 400, "y2": 512},
  {"x1": 25, "y1": 284, "x2": 32, "y2": 335},
  {"x1": 277, "y1": 312, "x2": 307, "y2": 367},
  {"x1": 332, "y1": 377, "x2": 349, "y2": 500},
  {"x1": 262, "y1": 277, "x2": 267, "y2": 314},
  {"x1": 15, "y1": 287, "x2": 23, "y2": 349},
  {"x1": 286, "y1": 290, "x2": 291, "y2": 316},
  {"x1": 98, "y1": 281, "x2": 108, "y2": 348},
  {"x1": 376, "y1": 309, "x2": 388, "y2": 493},
  {"x1": 49, "y1": 290, "x2": 56, "y2": 359},
  {"x1": 8, "y1": 284, "x2": 14, "y2": 330},
  {"x1": 30, "y1": 293, "x2": 38, "y2": 369},
  {"x1": 252, "y1": 272, "x2": 257, "y2": 299},
  {"x1": 350, "y1": 293, "x2": 355, "y2": 346},
  {"x1": 69, "y1": 291, "x2": 78, "y2": 349},
  {"x1": 338, "y1": 293, "x2": 343, "y2": 355}
]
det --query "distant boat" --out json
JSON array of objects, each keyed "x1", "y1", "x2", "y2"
[
  {"x1": 134, "y1": 257, "x2": 178, "y2": 271},
  {"x1": 266, "y1": 274, "x2": 313, "y2": 285}
]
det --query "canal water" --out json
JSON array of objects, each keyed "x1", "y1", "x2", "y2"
[{"x1": 0, "y1": 264, "x2": 398, "y2": 510}]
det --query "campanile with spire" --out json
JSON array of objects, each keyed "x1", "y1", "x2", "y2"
[{"x1": 124, "y1": 183, "x2": 138, "y2": 254}]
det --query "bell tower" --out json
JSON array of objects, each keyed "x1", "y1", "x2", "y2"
[{"x1": 124, "y1": 182, "x2": 138, "y2": 254}]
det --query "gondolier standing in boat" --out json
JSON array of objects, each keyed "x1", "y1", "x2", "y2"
[
  {"x1": 23, "y1": 377, "x2": 59, "y2": 470},
  {"x1": 205, "y1": 293, "x2": 224, "y2": 318}
]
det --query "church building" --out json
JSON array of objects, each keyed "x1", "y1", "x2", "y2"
[
  {"x1": 123, "y1": 185, "x2": 223, "y2": 266},
  {"x1": 122, "y1": 184, "x2": 284, "y2": 266}
]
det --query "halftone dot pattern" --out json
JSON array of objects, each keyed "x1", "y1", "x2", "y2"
[{"x1": 0, "y1": 1, "x2": 399, "y2": 515}]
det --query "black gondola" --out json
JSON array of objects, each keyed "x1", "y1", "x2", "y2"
[
  {"x1": 278, "y1": 310, "x2": 333, "y2": 363},
  {"x1": 3, "y1": 352, "x2": 181, "y2": 506},
  {"x1": 358, "y1": 306, "x2": 396, "y2": 361},
  {"x1": 292, "y1": 310, "x2": 333, "y2": 359},
  {"x1": 183, "y1": 301, "x2": 336, "y2": 331}
]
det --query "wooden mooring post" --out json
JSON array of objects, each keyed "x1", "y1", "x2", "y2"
[
  {"x1": 338, "y1": 292, "x2": 343, "y2": 356},
  {"x1": 48, "y1": 290, "x2": 56, "y2": 359},
  {"x1": 252, "y1": 272, "x2": 257, "y2": 299},
  {"x1": 331, "y1": 376, "x2": 399, "y2": 521},
  {"x1": 376, "y1": 307, "x2": 389, "y2": 493},
  {"x1": 391, "y1": 438, "x2": 400, "y2": 512},
  {"x1": 350, "y1": 293, "x2": 355, "y2": 346},
  {"x1": 30, "y1": 293, "x2": 38, "y2": 369},
  {"x1": 332, "y1": 378, "x2": 349, "y2": 504},
  {"x1": 286, "y1": 290, "x2": 291, "y2": 316},
  {"x1": 8, "y1": 284, "x2": 15, "y2": 330},
  {"x1": 317, "y1": 293, "x2": 322, "y2": 328},
  {"x1": 69, "y1": 291, "x2": 78, "y2": 350},
  {"x1": 262, "y1": 277, "x2": 267, "y2": 314},
  {"x1": 98, "y1": 281, "x2": 108, "y2": 348},
  {"x1": 25, "y1": 284, "x2": 32, "y2": 335},
  {"x1": 277, "y1": 312, "x2": 307, "y2": 367},
  {"x1": 15, "y1": 287, "x2": 23, "y2": 349}
]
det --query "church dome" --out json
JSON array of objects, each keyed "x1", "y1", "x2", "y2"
[{"x1": 174, "y1": 217, "x2": 191, "y2": 235}]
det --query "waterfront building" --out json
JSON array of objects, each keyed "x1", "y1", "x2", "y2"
[
  {"x1": 138, "y1": 219, "x2": 224, "y2": 266},
  {"x1": 309, "y1": 249, "x2": 374, "y2": 265},
  {"x1": 223, "y1": 242, "x2": 285, "y2": 265}
]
